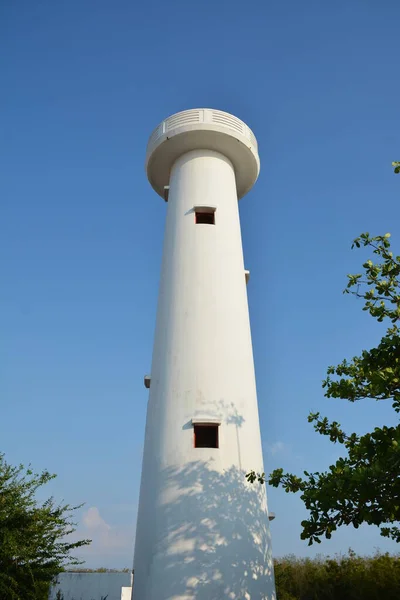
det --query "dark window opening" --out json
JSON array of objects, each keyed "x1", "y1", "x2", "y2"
[
  {"x1": 194, "y1": 424, "x2": 219, "y2": 448},
  {"x1": 195, "y1": 211, "x2": 215, "y2": 225}
]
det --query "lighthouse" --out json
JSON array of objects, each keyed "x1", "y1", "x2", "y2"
[{"x1": 133, "y1": 109, "x2": 275, "y2": 600}]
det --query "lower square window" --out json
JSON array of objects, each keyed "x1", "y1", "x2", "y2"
[{"x1": 194, "y1": 424, "x2": 219, "y2": 448}]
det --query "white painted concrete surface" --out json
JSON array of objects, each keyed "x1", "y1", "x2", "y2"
[
  {"x1": 146, "y1": 108, "x2": 260, "y2": 200},
  {"x1": 48, "y1": 572, "x2": 131, "y2": 600},
  {"x1": 121, "y1": 587, "x2": 132, "y2": 600},
  {"x1": 133, "y1": 109, "x2": 276, "y2": 600}
]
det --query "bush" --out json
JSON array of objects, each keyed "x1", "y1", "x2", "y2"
[{"x1": 274, "y1": 550, "x2": 400, "y2": 600}]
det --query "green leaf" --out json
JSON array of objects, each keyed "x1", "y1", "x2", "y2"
[
  {"x1": 0, "y1": 453, "x2": 90, "y2": 599},
  {"x1": 253, "y1": 231, "x2": 400, "y2": 545}
]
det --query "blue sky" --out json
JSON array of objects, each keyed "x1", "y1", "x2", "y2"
[{"x1": 1, "y1": 0, "x2": 399, "y2": 567}]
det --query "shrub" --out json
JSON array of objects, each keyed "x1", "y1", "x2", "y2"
[{"x1": 274, "y1": 550, "x2": 400, "y2": 600}]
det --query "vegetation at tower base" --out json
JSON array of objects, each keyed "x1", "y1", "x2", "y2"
[
  {"x1": 247, "y1": 232, "x2": 400, "y2": 545},
  {"x1": 0, "y1": 453, "x2": 91, "y2": 600},
  {"x1": 273, "y1": 550, "x2": 400, "y2": 600}
]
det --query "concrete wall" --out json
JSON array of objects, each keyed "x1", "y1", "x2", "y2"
[
  {"x1": 48, "y1": 572, "x2": 132, "y2": 600},
  {"x1": 121, "y1": 588, "x2": 132, "y2": 600},
  {"x1": 133, "y1": 148, "x2": 275, "y2": 599}
]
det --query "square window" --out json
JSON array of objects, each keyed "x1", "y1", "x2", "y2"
[
  {"x1": 194, "y1": 424, "x2": 219, "y2": 448},
  {"x1": 195, "y1": 211, "x2": 215, "y2": 225}
]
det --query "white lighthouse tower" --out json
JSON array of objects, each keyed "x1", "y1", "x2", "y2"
[{"x1": 133, "y1": 109, "x2": 275, "y2": 600}]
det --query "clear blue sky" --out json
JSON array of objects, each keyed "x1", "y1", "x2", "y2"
[{"x1": 1, "y1": 0, "x2": 399, "y2": 568}]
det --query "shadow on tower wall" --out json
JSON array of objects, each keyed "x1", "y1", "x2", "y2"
[{"x1": 135, "y1": 460, "x2": 276, "y2": 599}]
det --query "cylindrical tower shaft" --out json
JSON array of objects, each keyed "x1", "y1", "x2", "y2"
[{"x1": 133, "y1": 109, "x2": 275, "y2": 600}]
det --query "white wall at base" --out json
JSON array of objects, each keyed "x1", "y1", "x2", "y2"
[
  {"x1": 121, "y1": 587, "x2": 132, "y2": 600},
  {"x1": 48, "y1": 572, "x2": 131, "y2": 600}
]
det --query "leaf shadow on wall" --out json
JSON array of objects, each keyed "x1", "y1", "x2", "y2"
[{"x1": 136, "y1": 461, "x2": 276, "y2": 599}]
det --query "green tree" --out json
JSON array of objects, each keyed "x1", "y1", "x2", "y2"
[
  {"x1": 0, "y1": 453, "x2": 90, "y2": 599},
  {"x1": 393, "y1": 162, "x2": 400, "y2": 174},
  {"x1": 247, "y1": 233, "x2": 400, "y2": 545}
]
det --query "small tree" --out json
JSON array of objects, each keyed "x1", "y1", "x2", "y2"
[
  {"x1": 0, "y1": 453, "x2": 90, "y2": 599},
  {"x1": 247, "y1": 233, "x2": 400, "y2": 545}
]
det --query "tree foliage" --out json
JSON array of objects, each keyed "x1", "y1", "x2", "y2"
[
  {"x1": 0, "y1": 453, "x2": 90, "y2": 600},
  {"x1": 247, "y1": 233, "x2": 400, "y2": 545},
  {"x1": 393, "y1": 161, "x2": 400, "y2": 174}
]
